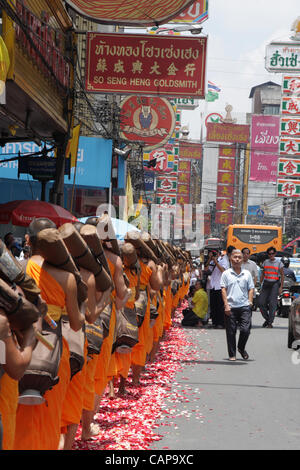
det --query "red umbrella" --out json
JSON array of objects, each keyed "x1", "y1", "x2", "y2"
[{"x1": 0, "y1": 200, "x2": 78, "y2": 227}]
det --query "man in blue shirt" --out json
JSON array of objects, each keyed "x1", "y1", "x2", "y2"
[{"x1": 221, "y1": 249, "x2": 254, "y2": 361}]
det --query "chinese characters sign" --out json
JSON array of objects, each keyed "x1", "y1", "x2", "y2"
[
  {"x1": 215, "y1": 145, "x2": 236, "y2": 225},
  {"x1": 277, "y1": 179, "x2": 300, "y2": 197},
  {"x1": 206, "y1": 123, "x2": 250, "y2": 144},
  {"x1": 250, "y1": 115, "x2": 279, "y2": 183},
  {"x1": 85, "y1": 32, "x2": 207, "y2": 98},
  {"x1": 265, "y1": 42, "x2": 300, "y2": 73},
  {"x1": 278, "y1": 158, "x2": 300, "y2": 177},
  {"x1": 277, "y1": 75, "x2": 300, "y2": 197}
]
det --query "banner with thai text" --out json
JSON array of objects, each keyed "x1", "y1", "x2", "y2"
[{"x1": 250, "y1": 115, "x2": 279, "y2": 182}]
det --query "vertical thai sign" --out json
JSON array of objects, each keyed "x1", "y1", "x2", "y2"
[
  {"x1": 250, "y1": 115, "x2": 280, "y2": 183},
  {"x1": 215, "y1": 145, "x2": 236, "y2": 225}
]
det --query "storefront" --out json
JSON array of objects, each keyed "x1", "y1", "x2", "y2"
[{"x1": 0, "y1": 136, "x2": 126, "y2": 217}]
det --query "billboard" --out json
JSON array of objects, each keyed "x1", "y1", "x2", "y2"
[
  {"x1": 85, "y1": 32, "x2": 207, "y2": 98},
  {"x1": 250, "y1": 115, "x2": 280, "y2": 183}
]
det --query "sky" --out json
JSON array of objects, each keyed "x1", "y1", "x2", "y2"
[{"x1": 180, "y1": 0, "x2": 300, "y2": 140}]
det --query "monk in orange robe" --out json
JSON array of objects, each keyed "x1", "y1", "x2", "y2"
[
  {"x1": 116, "y1": 244, "x2": 140, "y2": 395},
  {"x1": 60, "y1": 266, "x2": 112, "y2": 450},
  {"x1": 81, "y1": 248, "x2": 130, "y2": 440},
  {"x1": 14, "y1": 218, "x2": 85, "y2": 450},
  {"x1": 0, "y1": 308, "x2": 36, "y2": 450},
  {"x1": 131, "y1": 257, "x2": 163, "y2": 385}
]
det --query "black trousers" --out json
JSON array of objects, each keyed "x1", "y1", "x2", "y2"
[
  {"x1": 224, "y1": 306, "x2": 252, "y2": 358},
  {"x1": 210, "y1": 289, "x2": 225, "y2": 327}
]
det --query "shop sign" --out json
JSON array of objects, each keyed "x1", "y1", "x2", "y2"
[
  {"x1": 265, "y1": 42, "x2": 300, "y2": 73},
  {"x1": 18, "y1": 156, "x2": 70, "y2": 181},
  {"x1": 144, "y1": 171, "x2": 156, "y2": 191},
  {"x1": 281, "y1": 95, "x2": 300, "y2": 115},
  {"x1": 216, "y1": 184, "x2": 234, "y2": 199},
  {"x1": 215, "y1": 211, "x2": 233, "y2": 225},
  {"x1": 217, "y1": 170, "x2": 235, "y2": 185},
  {"x1": 15, "y1": 1, "x2": 70, "y2": 90},
  {"x1": 143, "y1": 147, "x2": 177, "y2": 172},
  {"x1": 206, "y1": 122, "x2": 250, "y2": 143},
  {"x1": 277, "y1": 178, "x2": 300, "y2": 197},
  {"x1": 120, "y1": 95, "x2": 176, "y2": 151},
  {"x1": 278, "y1": 158, "x2": 300, "y2": 177},
  {"x1": 172, "y1": 0, "x2": 209, "y2": 24},
  {"x1": 250, "y1": 115, "x2": 279, "y2": 182},
  {"x1": 281, "y1": 117, "x2": 300, "y2": 136},
  {"x1": 156, "y1": 176, "x2": 177, "y2": 193},
  {"x1": 85, "y1": 32, "x2": 207, "y2": 98},
  {"x1": 156, "y1": 193, "x2": 177, "y2": 206},
  {"x1": 282, "y1": 75, "x2": 300, "y2": 94},
  {"x1": 170, "y1": 97, "x2": 199, "y2": 109},
  {"x1": 279, "y1": 137, "x2": 300, "y2": 156},
  {"x1": 218, "y1": 157, "x2": 236, "y2": 172},
  {"x1": 179, "y1": 141, "x2": 202, "y2": 160}
]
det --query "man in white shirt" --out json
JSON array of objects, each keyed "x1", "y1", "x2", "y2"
[
  {"x1": 206, "y1": 248, "x2": 230, "y2": 328},
  {"x1": 221, "y1": 249, "x2": 254, "y2": 361}
]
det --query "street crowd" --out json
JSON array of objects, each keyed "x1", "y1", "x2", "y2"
[
  {"x1": 0, "y1": 218, "x2": 288, "y2": 451},
  {"x1": 0, "y1": 216, "x2": 190, "y2": 451}
]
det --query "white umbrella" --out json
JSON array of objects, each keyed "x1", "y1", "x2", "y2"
[{"x1": 78, "y1": 216, "x2": 140, "y2": 241}]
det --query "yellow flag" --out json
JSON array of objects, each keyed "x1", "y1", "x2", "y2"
[
  {"x1": 66, "y1": 124, "x2": 81, "y2": 168},
  {"x1": 135, "y1": 195, "x2": 143, "y2": 218},
  {"x1": 124, "y1": 172, "x2": 134, "y2": 221}
]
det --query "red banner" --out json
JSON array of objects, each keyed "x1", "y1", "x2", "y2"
[
  {"x1": 179, "y1": 141, "x2": 202, "y2": 160},
  {"x1": 85, "y1": 33, "x2": 207, "y2": 98}
]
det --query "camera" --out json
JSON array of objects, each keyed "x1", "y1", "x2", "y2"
[{"x1": 204, "y1": 248, "x2": 218, "y2": 264}]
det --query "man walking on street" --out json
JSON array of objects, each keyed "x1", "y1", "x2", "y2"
[
  {"x1": 221, "y1": 249, "x2": 254, "y2": 361},
  {"x1": 258, "y1": 247, "x2": 284, "y2": 328}
]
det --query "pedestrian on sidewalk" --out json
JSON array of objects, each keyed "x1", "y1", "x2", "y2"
[
  {"x1": 258, "y1": 247, "x2": 284, "y2": 328},
  {"x1": 221, "y1": 249, "x2": 254, "y2": 361}
]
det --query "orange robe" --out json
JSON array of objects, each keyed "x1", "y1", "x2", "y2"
[
  {"x1": 163, "y1": 285, "x2": 172, "y2": 331},
  {"x1": 94, "y1": 259, "x2": 116, "y2": 397},
  {"x1": 153, "y1": 291, "x2": 164, "y2": 343},
  {"x1": 0, "y1": 371, "x2": 18, "y2": 450},
  {"x1": 14, "y1": 260, "x2": 70, "y2": 450},
  {"x1": 115, "y1": 268, "x2": 138, "y2": 379},
  {"x1": 131, "y1": 261, "x2": 152, "y2": 367},
  {"x1": 61, "y1": 338, "x2": 88, "y2": 431}
]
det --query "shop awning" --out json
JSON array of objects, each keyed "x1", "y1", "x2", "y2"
[{"x1": 65, "y1": 0, "x2": 196, "y2": 26}]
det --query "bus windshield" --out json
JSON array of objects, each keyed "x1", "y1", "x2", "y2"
[{"x1": 225, "y1": 225, "x2": 282, "y2": 254}]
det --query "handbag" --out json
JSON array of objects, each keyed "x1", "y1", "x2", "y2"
[
  {"x1": 18, "y1": 319, "x2": 63, "y2": 404},
  {"x1": 112, "y1": 306, "x2": 139, "y2": 353},
  {"x1": 62, "y1": 318, "x2": 85, "y2": 379}
]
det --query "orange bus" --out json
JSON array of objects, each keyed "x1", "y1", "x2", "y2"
[{"x1": 224, "y1": 224, "x2": 282, "y2": 254}]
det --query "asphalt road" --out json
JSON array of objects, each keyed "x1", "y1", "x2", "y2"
[{"x1": 150, "y1": 310, "x2": 300, "y2": 450}]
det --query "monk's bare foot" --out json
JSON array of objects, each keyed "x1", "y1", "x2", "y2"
[
  {"x1": 81, "y1": 423, "x2": 100, "y2": 441},
  {"x1": 108, "y1": 381, "x2": 116, "y2": 399}
]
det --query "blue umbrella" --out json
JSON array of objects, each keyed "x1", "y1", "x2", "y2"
[{"x1": 78, "y1": 216, "x2": 140, "y2": 241}]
